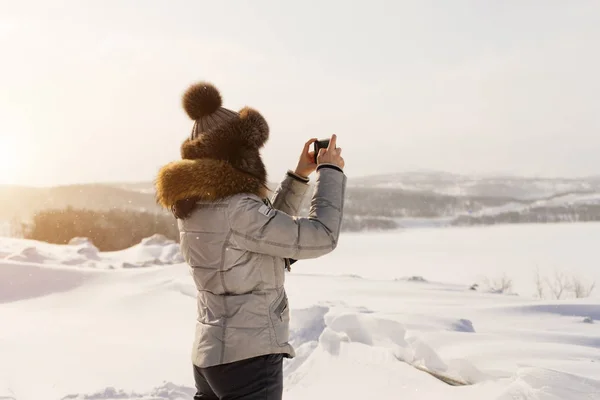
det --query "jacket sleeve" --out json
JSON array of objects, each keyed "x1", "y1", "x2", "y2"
[
  {"x1": 269, "y1": 171, "x2": 311, "y2": 216},
  {"x1": 228, "y1": 167, "x2": 346, "y2": 260}
]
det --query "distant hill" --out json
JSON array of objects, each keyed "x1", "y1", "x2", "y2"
[
  {"x1": 343, "y1": 171, "x2": 600, "y2": 228},
  {"x1": 3, "y1": 171, "x2": 600, "y2": 234},
  {"x1": 349, "y1": 170, "x2": 600, "y2": 200},
  {"x1": 0, "y1": 184, "x2": 162, "y2": 220}
]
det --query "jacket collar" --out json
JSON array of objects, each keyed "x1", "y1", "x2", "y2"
[{"x1": 155, "y1": 158, "x2": 269, "y2": 209}]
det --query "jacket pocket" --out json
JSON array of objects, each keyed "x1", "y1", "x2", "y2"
[{"x1": 269, "y1": 289, "x2": 290, "y2": 347}]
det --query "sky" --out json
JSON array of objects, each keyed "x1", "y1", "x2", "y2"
[{"x1": 0, "y1": 0, "x2": 599, "y2": 187}]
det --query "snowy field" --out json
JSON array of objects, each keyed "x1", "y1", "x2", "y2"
[{"x1": 1, "y1": 223, "x2": 600, "y2": 400}]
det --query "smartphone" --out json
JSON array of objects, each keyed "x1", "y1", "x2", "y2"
[{"x1": 313, "y1": 139, "x2": 330, "y2": 163}]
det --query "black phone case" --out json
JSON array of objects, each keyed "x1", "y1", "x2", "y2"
[{"x1": 314, "y1": 139, "x2": 330, "y2": 162}]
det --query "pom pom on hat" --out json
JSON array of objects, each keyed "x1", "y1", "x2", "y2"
[{"x1": 182, "y1": 82, "x2": 222, "y2": 120}]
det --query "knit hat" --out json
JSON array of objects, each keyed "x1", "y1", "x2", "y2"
[
  {"x1": 178, "y1": 81, "x2": 270, "y2": 181},
  {"x1": 155, "y1": 82, "x2": 271, "y2": 213}
]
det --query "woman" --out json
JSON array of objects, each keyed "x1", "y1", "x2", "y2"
[{"x1": 155, "y1": 82, "x2": 346, "y2": 400}]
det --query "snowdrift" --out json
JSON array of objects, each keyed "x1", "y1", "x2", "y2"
[
  {"x1": 0, "y1": 260, "x2": 92, "y2": 304},
  {"x1": 0, "y1": 234, "x2": 183, "y2": 270}
]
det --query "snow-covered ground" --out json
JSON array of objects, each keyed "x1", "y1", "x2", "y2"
[
  {"x1": 0, "y1": 234, "x2": 182, "y2": 271},
  {"x1": 1, "y1": 224, "x2": 600, "y2": 399}
]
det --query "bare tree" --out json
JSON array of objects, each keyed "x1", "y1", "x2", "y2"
[
  {"x1": 533, "y1": 267, "x2": 545, "y2": 299},
  {"x1": 545, "y1": 269, "x2": 570, "y2": 300},
  {"x1": 532, "y1": 267, "x2": 597, "y2": 301},
  {"x1": 483, "y1": 273, "x2": 514, "y2": 294},
  {"x1": 570, "y1": 276, "x2": 596, "y2": 299}
]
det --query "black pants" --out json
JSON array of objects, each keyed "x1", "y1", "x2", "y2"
[{"x1": 193, "y1": 354, "x2": 284, "y2": 400}]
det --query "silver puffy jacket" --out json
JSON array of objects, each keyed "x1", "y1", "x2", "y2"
[{"x1": 178, "y1": 166, "x2": 346, "y2": 367}]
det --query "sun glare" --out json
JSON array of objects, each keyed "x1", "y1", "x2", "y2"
[{"x1": 0, "y1": 136, "x2": 20, "y2": 185}]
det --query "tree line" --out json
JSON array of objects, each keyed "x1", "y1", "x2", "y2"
[{"x1": 17, "y1": 207, "x2": 179, "y2": 251}]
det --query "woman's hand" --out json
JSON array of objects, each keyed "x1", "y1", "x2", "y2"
[
  {"x1": 294, "y1": 138, "x2": 319, "y2": 178},
  {"x1": 316, "y1": 134, "x2": 344, "y2": 170}
]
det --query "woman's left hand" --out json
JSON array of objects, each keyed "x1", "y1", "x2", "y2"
[{"x1": 294, "y1": 138, "x2": 318, "y2": 179}]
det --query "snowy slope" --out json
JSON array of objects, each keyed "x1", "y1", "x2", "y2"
[
  {"x1": 349, "y1": 171, "x2": 600, "y2": 200},
  {"x1": 1, "y1": 225, "x2": 600, "y2": 400}
]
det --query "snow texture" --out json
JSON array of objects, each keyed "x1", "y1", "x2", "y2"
[
  {"x1": 1, "y1": 224, "x2": 600, "y2": 399},
  {"x1": 0, "y1": 234, "x2": 182, "y2": 270}
]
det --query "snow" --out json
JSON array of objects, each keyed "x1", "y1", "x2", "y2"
[
  {"x1": 0, "y1": 220, "x2": 10, "y2": 237},
  {"x1": 531, "y1": 192, "x2": 600, "y2": 207},
  {"x1": 1, "y1": 224, "x2": 600, "y2": 399},
  {"x1": 457, "y1": 192, "x2": 600, "y2": 219},
  {"x1": 0, "y1": 234, "x2": 182, "y2": 270}
]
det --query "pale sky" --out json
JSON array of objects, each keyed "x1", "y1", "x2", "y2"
[{"x1": 0, "y1": 0, "x2": 599, "y2": 186}]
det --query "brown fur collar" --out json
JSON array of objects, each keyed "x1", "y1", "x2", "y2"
[{"x1": 155, "y1": 158, "x2": 269, "y2": 209}]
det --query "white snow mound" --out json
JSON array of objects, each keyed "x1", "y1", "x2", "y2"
[{"x1": 0, "y1": 235, "x2": 183, "y2": 270}]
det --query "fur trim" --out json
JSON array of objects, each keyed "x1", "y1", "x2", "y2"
[
  {"x1": 182, "y1": 82, "x2": 222, "y2": 120},
  {"x1": 155, "y1": 158, "x2": 268, "y2": 209},
  {"x1": 238, "y1": 107, "x2": 269, "y2": 149}
]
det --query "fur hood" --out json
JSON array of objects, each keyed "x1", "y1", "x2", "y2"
[{"x1": 155, "y1": 82, "x2": 270, "y2": 210}]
